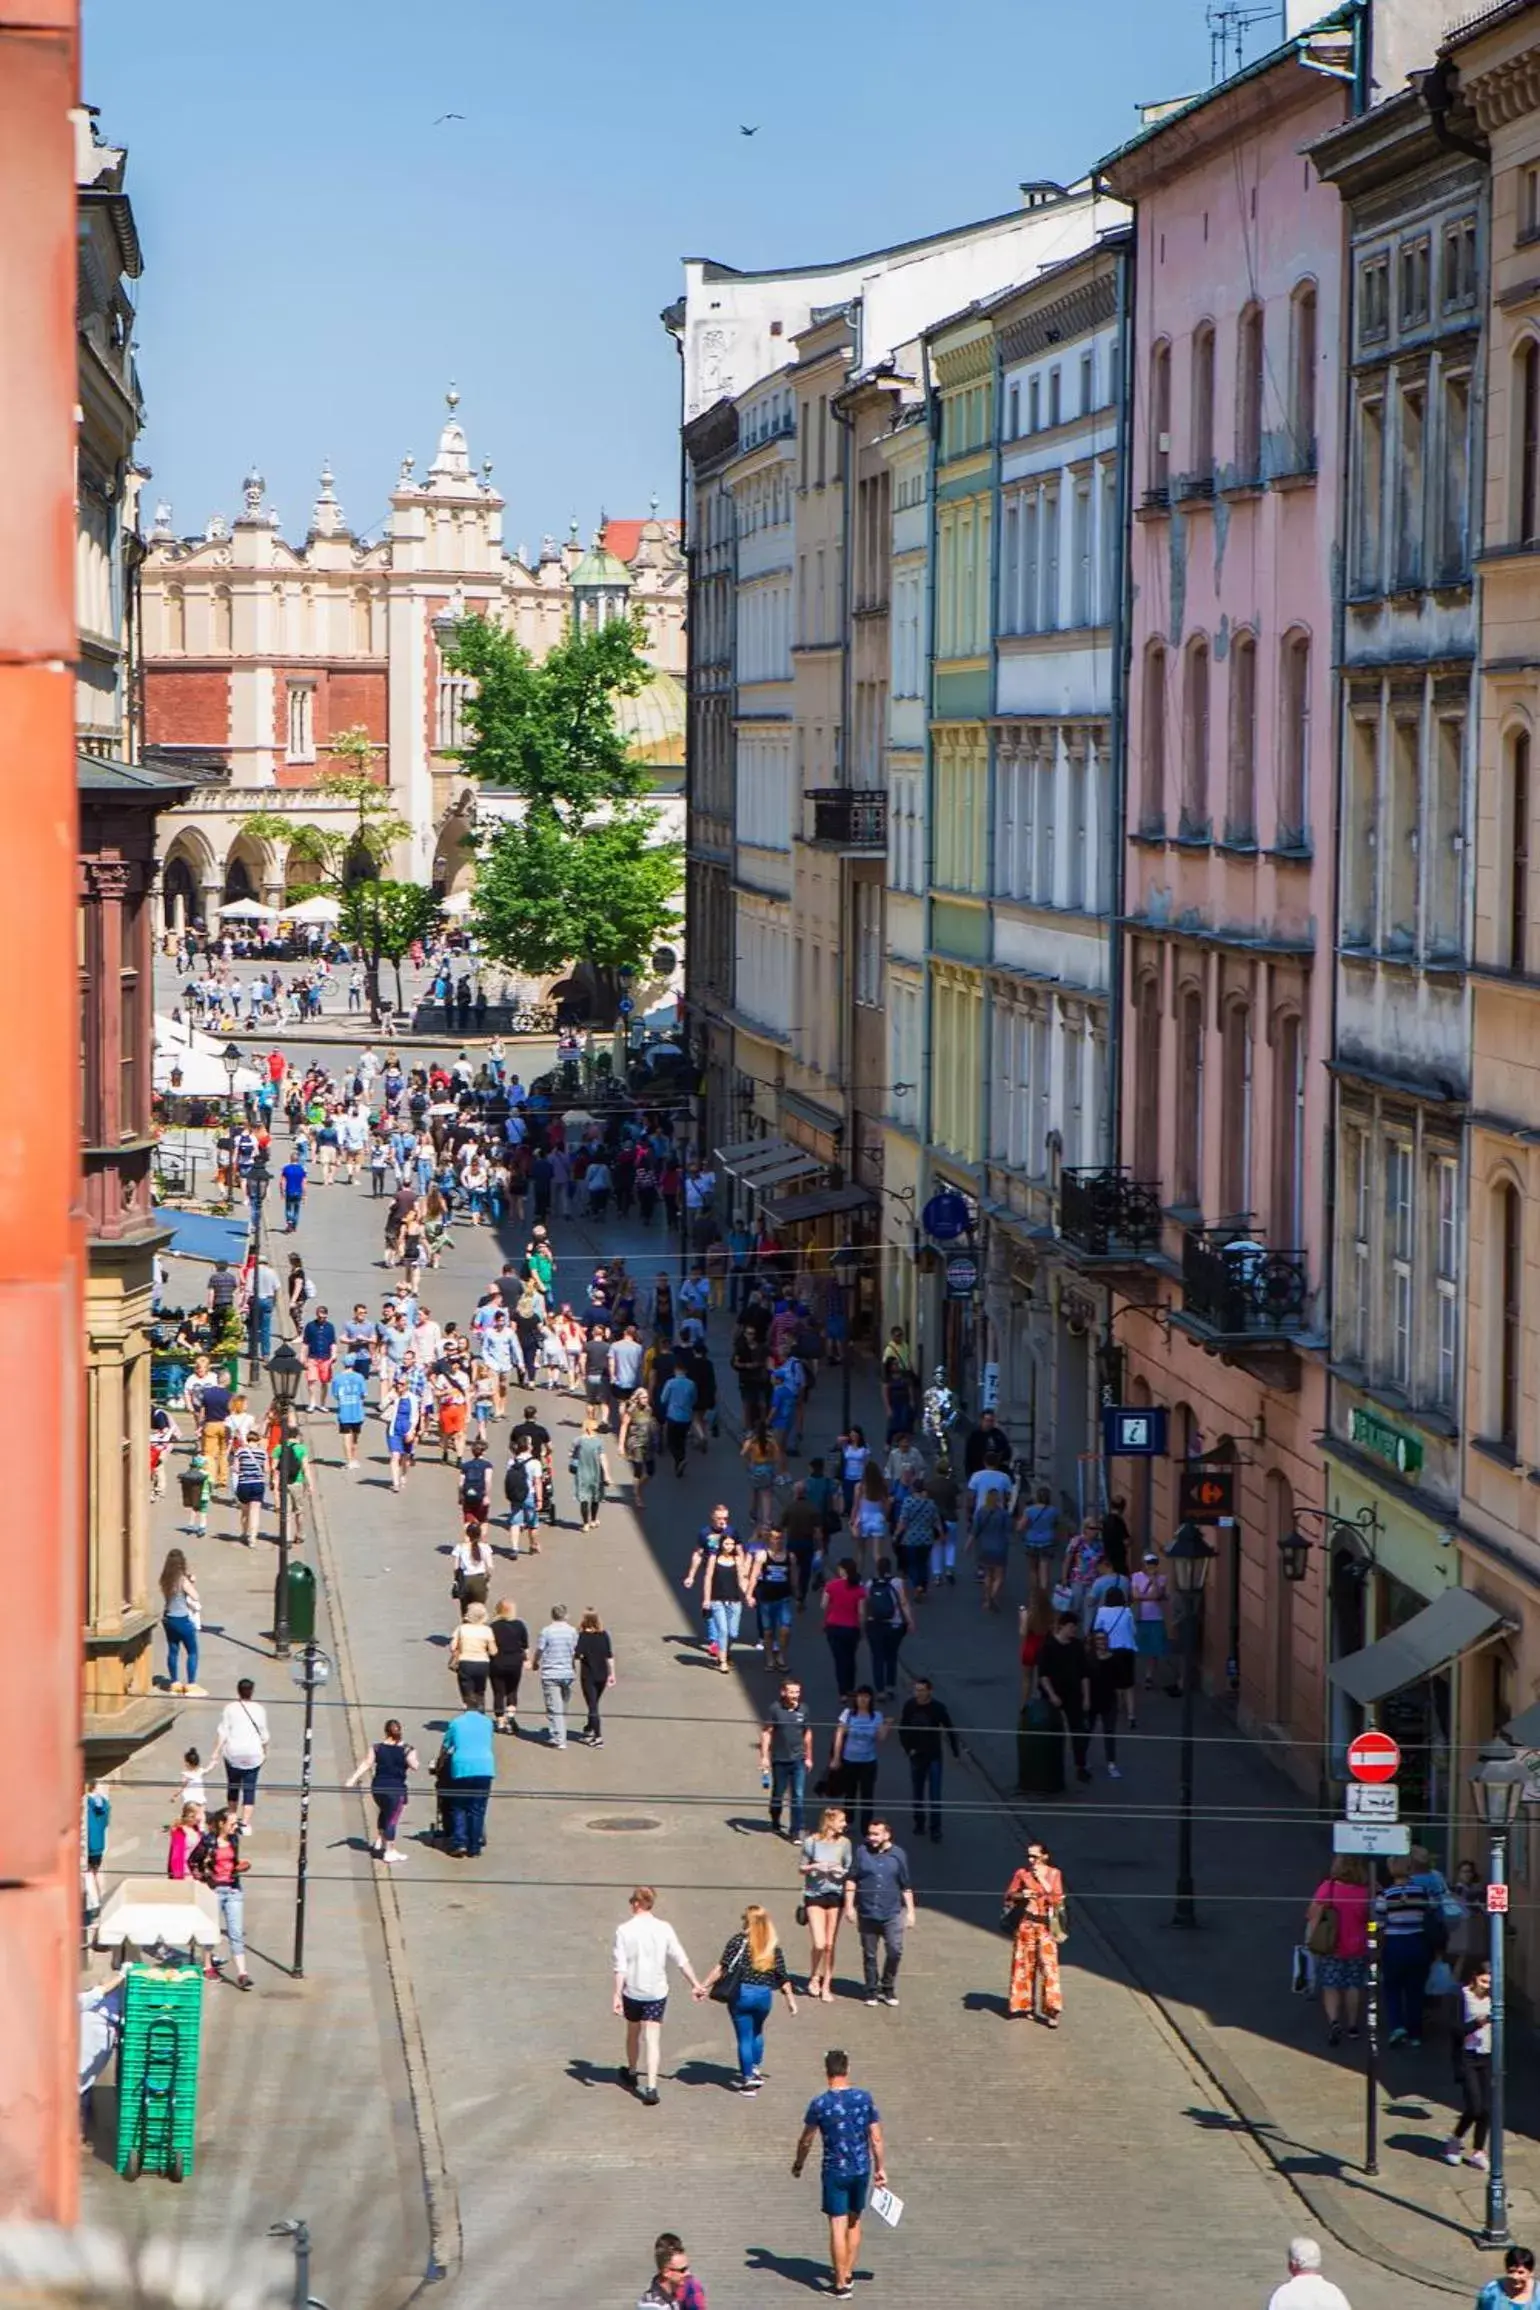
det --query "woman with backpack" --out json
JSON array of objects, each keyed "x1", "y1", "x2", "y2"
[{"x1": 863, "y1": 1556, "x2": 914, "y2": 1703}]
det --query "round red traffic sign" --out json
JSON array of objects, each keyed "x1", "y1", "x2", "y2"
[{"x1": 1347, "y1": 1729, "x2": 1401, "y2": 1783}]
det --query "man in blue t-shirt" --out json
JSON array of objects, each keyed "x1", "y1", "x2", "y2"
[
  {"x1": 279, "y1": 1155, "x2": 307, "y2": 1231},
  {"x1": 792, "y1": 2049, "x2": 887, "y2": 2300},
  {"x1": 658, "y1": 1367, "x2": 697, "y2": 1479},
  {"x1": 329, "y1": 1361, "x2": 368, "y2": 1468}
]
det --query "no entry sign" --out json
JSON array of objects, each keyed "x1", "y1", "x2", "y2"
[{"x1": 1346, "y1": 1729, "x2": 1401, "y2": 1784}]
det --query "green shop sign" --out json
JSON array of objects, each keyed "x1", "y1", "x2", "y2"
[{"x1": 1351, "y1": 1407, "x2": 1424, "y2": 1477}]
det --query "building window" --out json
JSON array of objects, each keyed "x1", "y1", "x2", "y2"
[
  {"x1": 1440, "y1": 369, "x2": 1472, "y2": 580},
  {"x1": 1142, "y1": 642, "x2": 1166, "y2": 830},
  {"x1": 1080, "y1": 350, "x2": 1094, "y2": 415},
  {"x1": 120, "y1": 945, "x2": 141, "y2": 1140},
  {"x1": 1388, "y1": 716, "x2": 1420, "y2": 953},
  {"x1": 436, "y1": 675, "x2": 470, "y2": 751},
  {"x1": 1007, "y1": 380, "x2": 1020, "y2": 439},
  {"x1": 1174, "y1": 984, "x2": 1204, "y2": 1209},
  {"x1": 1134, "y1": 974, "x2": 1162, "y2": 1181},
  {"x1": 1278, "y1": 631, "x2": 1310, "y2": 845},
  {"x1": 1399, "y1": 236, "x2": 1431, "y2": 330},
  {"x1": 212, "y1": 586, "x2": 233, "y2": 653},
  {"x1": 1149, "y1": 341, "x2": 1171, "y2": 496},
  {"x1": 1360, "y1": 254, "x2": 1390, "y2": 344},
  {"x1": 1071, "y1": 479, "x2": 1092, "y2": 626},
  {"x1": 1345, "y1": 1123, "x2": 1371, "y2": 1366},
  {"x1": 1227, "y1": 631, "x2": 1257, "y2": 844},
  {"x1": 165, "y1": 585, "x2": 185, "y2": 652},
  {"x1": 1523, "y1": 167, "x2": 1540, "y2": 245},
  {"x1": 1497, "y1": 1181, "x2": 1523, "y2": 1449},
  {"x1": 1509, "y1": 729, "x2": 1531, "y2": 973},
  {"x1": 1355, "y1": 395, "x2": 1385, "y2": 593},
  {"x1": 1516, "y1": 341, "x2": 1540, "y2": 545},
  {"x1": 1434, "y1": 1156, "x2": 1458, "y2": 1412},
  {"x1": 854, "y1": 880, "x2": 882, "y2": 1006},
  {"x1": 1218, "y1": 997, "x2": 1251, "y2": 1221},
  {"x1": 1344, "y1": 714, "x2": 1378, "y2": 945},
  {"x1": 1396, "y1": 378, "x2": 1426, "y2": 588},
  {"x1": 1236, "y1": 304, "x2": 1264, "y2": 477},
  {"x1": 1387, "y1": 1139, "x2": 1414, "y2": 1392},
  {"x1": 1441, "y1": 216, "x2": 1477, "y2": 311},
  {"x1": 1190, "y1": 322, "x2": 1215, "y2": 478},
  {"x1": 1182, "y1": 636, "x2": 1210, "y2": 836},
  {"x1": 1100, "y1": 462, "x2": 1118, "y2": 626},
  {"x1": 1029, "y1": 376, "x2": 1041, "y2": 433},
  {"x1": 1288, "y1": 282, "x2": 1317, "y2": 467},
  {"x1": 286, "y1": 681, "x2": 315, "y2": 763},
  {"x1": 1048, "y1": 367, "x2": 1062, "y2": 427},
  {"x1": 1272, "y1": 1012, "x2": 1303, "y2": 1247}
]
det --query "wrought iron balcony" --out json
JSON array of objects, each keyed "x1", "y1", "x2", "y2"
[
  {"x1": 1058, "y1": 1167, "x2": 1163, "y2": 1261},
  {"x1": 805, "y1": 788, "x2": 887, "y2": 850},
  {"x1": 1179, "y1": 1226, "x2": 1311, "y2": 1340}
]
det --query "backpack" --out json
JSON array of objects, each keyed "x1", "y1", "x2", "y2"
[
  {"x1": 503, "y1": 1458, "x2": 528, "y2": 1508},
  {"x1": 459, "y1": 1461, "x2": 490, "y2": 1505},
  {"x1": 869, "y1": 1576, "x2": 899, "y2": 1626}
]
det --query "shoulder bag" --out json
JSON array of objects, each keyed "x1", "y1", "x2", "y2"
[
  {"x1": 1305, "y1": 1900, "x2": 1339, "y2": 1959},
  {"x1": 710, "y1": 1932, "x2": 749, "y2": 2003}
]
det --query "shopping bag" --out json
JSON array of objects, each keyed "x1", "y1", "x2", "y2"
[
  {"x1": 870, "y1": 2187, "x2": 903, "y2": 2229},
  {"x1": 1290, "y1": 1944, "x2": 1316, "y2": 1996}
]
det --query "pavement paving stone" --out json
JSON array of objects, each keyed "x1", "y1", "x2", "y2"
[{"x1": 281, "y1": 1142, "x2": 1452, "y2": 2310}]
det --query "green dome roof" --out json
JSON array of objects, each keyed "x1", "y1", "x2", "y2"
[
  {"x1": 614, "y1": 666, "x2": 685, "y2": 765},
  {"x1": 569, "y1": 542, "x2": 632, "y2": 590}
]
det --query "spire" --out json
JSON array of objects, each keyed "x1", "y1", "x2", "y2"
[
  {"x1": 147, "y1": 500, "x2": 174, "y2": 542},
  {"x1": 427, "y1": 382, "x2": 474, "y2": 489},
  {"x1": 311, "y1": 459, "x2": 346, "y2": 537},
  {"x1": 237, "y1": 464, "x2": 268, "y2": 524}
]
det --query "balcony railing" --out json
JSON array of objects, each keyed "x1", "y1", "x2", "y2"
[
  {"x1": 806, "y1": 788, "x2": 888, "y2": 850},
  {"x1": 1059, "y1": 1167, "x2": 1163, "y2": 1259},
  {"x1": 1180, "y1": 1226, "x2": 1311, "y2": 1337}
]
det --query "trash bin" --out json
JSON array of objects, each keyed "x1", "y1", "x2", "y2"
[
  {"x1": 115, "y1": 1963, "x2": 203, "y2": 2181},
  {"x1": 284, "y1": 1559, "x2": 317, "y2": 1644}
]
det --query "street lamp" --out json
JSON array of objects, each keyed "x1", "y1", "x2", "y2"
[
  {"x1": 832, "y1": 1241, "x2": 860, "y2": 1431},
  {"x1": 290, "y1": 1638, "x2": 332, "y2": 1979},
  {"x1": 246, "y1": 1152, "x2": 271, "y2": 1381},
  {"x1": 1279, "y1": 1526, "x2": 1312, "y2": 1585},
  {"x1": 222, "y1": 1041, "x2": 242, "y2": 1202},
  {"x1": 1166, "y1": 1518, "x2": 1217, "y2": 1928},
  {"x1": 267, "y1": 1339, "x2": 303, "y2": 1657},
  {"x1": 1470, "y1": 1738, "x2": 1526, "y2": 2247}
]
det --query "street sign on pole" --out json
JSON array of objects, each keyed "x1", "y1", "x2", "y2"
[
  {"x1": 1102, "y1": 1406, "x2": 1170, "y2": 1459},
  {"x1": 1347, "y1": 1729, "x2": 1401, "y2": 1783},
  {"x1": 617, "y1": 996, "x2": 634, "y2": 1017},
  {"x1": 1333, "y1": 1820, "x2": 1411, "y2": 1857},
  {"x1": 1345, "y1": 1783, "x2": 1399, "y2": 1822},
  {"x1": 1488, "y1": 1882, "x2": 1511, "y2": 1914}
]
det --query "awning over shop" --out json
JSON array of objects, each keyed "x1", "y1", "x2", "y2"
[
  {"x1": 716, "y1": 1136, "x2": 822, "y2": 1189},
  {"x1": 714, "y1": 1136, "x2": 772, "y2": 1168},
  {"x1": 161, "y1": 1210, "x2": 250, "y2": 1265},
  {"x1": 763, "y1": 1182, "x2": 876, "y2": 1229},
  {"x1": 737, "y1": 1150, "x2": 824, "y2": 1191},
  {"x1": 1328, "y1": 1588, "x2": 1509, "y2": 1708},
  {"x1": 1504, "y1": 1697, "x2": 1540, "y2": 1748}
]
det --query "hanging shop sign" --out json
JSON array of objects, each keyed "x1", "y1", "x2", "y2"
[
  {"x1": 1350, "y1": 1406, "x2": 1424, "y2": 1477},
  {"x1": 922, "y1": 1187, "x2": 974, "y2": 1242},
  {"x1": 945, "y1": 1252, "x2": 980, "y2": 1299},
  {"x1": 1177, "y1": 1466, "x2": 1235, "y2": 1524},
  {"x1": 1102, "y1": 1406, "x2": 1169, "y2": 1460}
]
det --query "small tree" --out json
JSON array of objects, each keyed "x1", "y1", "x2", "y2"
[
  {"x1": 444, "y1": 613, "x2": 681, "y2": 1016},
  {"x1": 339, "y1": 879, "x2": 442, "y2": 1016},
  {"x1": 242, "y1": 729, "x2": 415, "y2": 1021}
]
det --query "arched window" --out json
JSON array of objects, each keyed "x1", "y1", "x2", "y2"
[
  {"x1": 1236, "y1": 304, "x2": 1264, "y2": 477},
  {"x1": 1496, "y1": 1181, "x2": 1523, "y2": 1450},
  {"x1": 1227, "y1": 630, "x2": 1257, "y2": 843},
  {"x1": 1133, "y1": 971, "x2": 1162, "y2": 1181},
  {"x1": 1271, "y1": 1011, "x2": 1305, "y2": 1247},
  {"x1": 165, "y1": 585, "x2": 185, "y2": 652},
  {"x1": 211, "y1": 586, "x2": 232, "y2": 654},
  {"x1": 1517, "y1": 340, "x2": 1540, "y2": 545},
  {"x1": 352, "y1": 588, "x2": 373, "y2": 654},
  {"x1": 1142, "y1": 642, "x2": 1167, "y2": 830},
  {"x1": 1175, "y1": 983, "x2": 1204, "y2": 1208},
  {"x1": 1149, "y1": 340, "x2": 1171, "y2": 497},
  {"x1": 1289, "y1": 282, "x2": 1318, "y2": 468},
  {"x1": 1509, "y1": 729, "x2": 1532, "y2": 973},
  {"x1": 1218, "y1": 996, "x2": 1252, "y2": 1221},
  {"x1": 1278, "y1": 630, "x2": 1311, "y2": 845},
  {"x1": 1182, "y1": 636, "x2": 1210, "y2": 835},
  {"x1": 1191, "y1": 323, "x2": 1216, "y2": 478}
]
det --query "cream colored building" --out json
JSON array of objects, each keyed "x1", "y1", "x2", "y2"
[{"x1": 141, "y1": 394, "x2": 685, "y2": 923}]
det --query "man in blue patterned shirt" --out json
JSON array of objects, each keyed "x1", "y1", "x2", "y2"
[{"x1": 793, "y1": 2048, "x2": 888, "y2": 2300}]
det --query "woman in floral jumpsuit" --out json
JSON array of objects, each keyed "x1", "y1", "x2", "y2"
[{"x1": 1005, "y1": 1840, "x2": 1066, "y2": 2024}]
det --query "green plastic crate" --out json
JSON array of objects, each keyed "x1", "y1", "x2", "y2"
[{"x1": 115, "y1": 1965, "x2": 203, "y2": 2180}]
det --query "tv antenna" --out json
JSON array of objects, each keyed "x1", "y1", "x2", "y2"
[{"x1": 1207, "y1": 0, "x2": 1284, "y2": 82}]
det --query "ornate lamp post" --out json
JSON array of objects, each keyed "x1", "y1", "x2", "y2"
[
  {"x1": 1166, "y1": 1518, "x2": 1217, "y2": 1928},
  {"x1": 832, "y1": 1241, "x2": 860, "y2": 1432},
  {"x1": 246, "y1": 1151, "x2": 270, "y2": 1381},
  {"x1": 266, "y1": 1339, "x2": 304, "y2": 1657},
  {"x1": 221, "y1": 1040, "x2": 242, "y2": 1202},
  {"x1": 1470, "y1": 1738, "x2": 1526, "y2": 2247}
]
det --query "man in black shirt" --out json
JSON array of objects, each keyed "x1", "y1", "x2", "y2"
[
  {"x1": 508, "y1": 1403, "x2": 553, "y2": 1522},
  {"x1": 963, "y1": 1409, "x2": 1013, "y2": 1477},
  {"x1": 583, "y1": 1326, "x2": 612, "y2": 1425},
  {"x1": 757, "y1": 1678, "x2": 814, "y2": 1839},
  {"x1": 1037, "y1": 1615, "x2": 1092, "y2": 1782},
  {"x1": 732, "y1": 1320, "x2": 769, "y2": 1424},
  {"x1": 898, "y1": 1677, "x2": 960, "y2": 1842},
  {"x1": 780, "y1": 1481, "x2": 823, "y2": 1602}
]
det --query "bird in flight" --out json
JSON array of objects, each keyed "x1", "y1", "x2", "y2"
[
  {"x1": 740, "y1": 123, "x2": 759, "y2": 136},
  {"x1": 434, "y1": 112, "x2": 466, "y2": 124}
]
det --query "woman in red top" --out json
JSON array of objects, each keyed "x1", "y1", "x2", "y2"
[
  {"x1": 1305, "y1": 1853, "x2": 1371, "y2": 2044},
  {"x1": 191, "y1": 1808, "x2": 253, "y2": 1989},
  {"x1": 822, "y1": 1558, "x2": 867, "y2": 1701}
]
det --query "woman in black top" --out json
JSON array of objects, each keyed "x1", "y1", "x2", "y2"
[
  {"x1": 345, "y1": 1717, "x2": 420, "y2": 1863},
  {"x1": 693, "y1": 1903, "x2": 798, "y2": 2092},
  {"x1": 575, "y1": 1607, "x2": 615, "y2": 1746},
  {"x1": 489, "y1": 1599, "x2": 529, "y2": 1733}
]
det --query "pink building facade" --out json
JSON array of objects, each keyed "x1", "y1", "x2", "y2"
[{"x1": 1104, "y1": 44, "x2": 1349, "y2": 1761}]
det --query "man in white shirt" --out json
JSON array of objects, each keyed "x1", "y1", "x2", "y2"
[
  {"x1": 211, "y1": 1677, "x2": 271, "y2": 1833},
  {"x1": 413, "y1": 1309, "x2": 444, "y2": 1369},
  {"x1": 1267, "y1": 2239, "x2": 1352, "y2": 2310},
  {"x1": 612, "y1": 1885, "x2": 702, "y2": 2106}
]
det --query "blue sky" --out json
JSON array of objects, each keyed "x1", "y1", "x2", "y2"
[{"x1": 85, "y1": 0, "x2": 1226, "y2": 549}]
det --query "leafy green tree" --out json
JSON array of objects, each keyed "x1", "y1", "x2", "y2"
[
  {"x1": 339, "y1": 880, "x2": 443, "y2": 1016},
  {"x1": 242, "y1": 731, "x2": 415, "y2": 1020},
  {"x1": 444, "y1": 613, "x2": 681, "y2": 1013}
]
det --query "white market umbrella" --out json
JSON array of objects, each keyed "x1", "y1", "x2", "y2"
[
  {"x1": 439, "y1": 888, "x2": 474, "y2": 917},
  {"x1": 284, "y1": 893, "x2": 343, "y2": 925},
  {"x1": 154, "y1": 1045, "x2": 261, "y2": 1097},
  {"x1": 218, "y1": 898, "x2": 279, "y2": 920}
]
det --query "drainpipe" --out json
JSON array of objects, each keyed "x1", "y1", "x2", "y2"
[
  {"x1": 1107, "y1": 230, "x2": 1136, "y2": 1177},
  {"x1": 916, "y1": 333, "x2": 944, "y2": 1383},
  {"x1": 1417, "y1": 55, "x2": 1488, "y2": 164},
  {"x1": 832, "y1": 364, "x2": 857, "y2": 1179}
]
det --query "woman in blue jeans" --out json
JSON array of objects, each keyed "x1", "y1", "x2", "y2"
[
  {"x1": 702, "y1": 1534, "x2": 747, "y2": 1670},
  {"x1": 159, "y1": 1547, "x2": 205, "y2": 1696},
  {"x1": 695, "y1": 1904, "x2": 798, "y2": 2092}
]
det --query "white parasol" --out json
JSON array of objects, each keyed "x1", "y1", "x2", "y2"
[
  {"x1": 217, "y1": 898, "x2": 279, "y2": 920},
  {"x1": 284, "y1": 893, "x2": 343, "y2": 925},
  {"x1": 439, "y1": 888, "x2": 475, "y2": 917}
]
